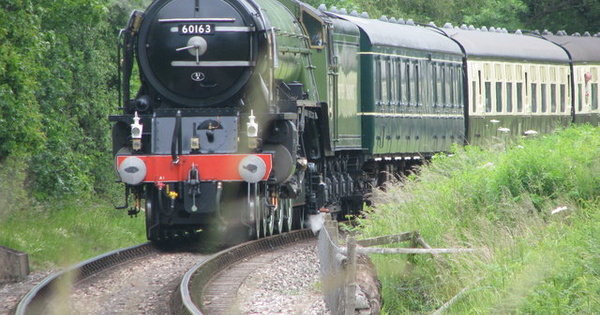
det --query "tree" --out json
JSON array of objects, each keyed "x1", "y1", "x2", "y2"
[
  {"x1": 305, "y1": 0, "x2": 598, "y2": 33},
  {"x1": 462, "y1": 0, "x2": 527, "y2": 31},
  {"x1": 521, "y1": 0, "x2": 600, "y2": 34},
  {"x1": 0, "y1": 0, "x2": 45, "y2": 158},
  {"x1": 1, "y1": 0, "x2": 146, "y2": 199}
]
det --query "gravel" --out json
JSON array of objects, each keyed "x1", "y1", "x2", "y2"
[
  {"x1": 238, "y1": 245, "x2": 331, "y2": 315},
  {"x1": 61, "y1": 252, "x2": 203, "y2": 314},
  {"x1": 0, "y1": 270, "x2": 56, "y2": 315},
  {"x1": 2, "y1": 241, "x2": 332, "y2": 315}
]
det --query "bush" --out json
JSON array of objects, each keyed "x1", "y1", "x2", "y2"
[
  {"x1": 357, "y1": 125, "x2": 600, "y2": 313},
  {"x1": 0, "y1": 0, "x2": 149, "y2": 202},
  {"x1": 0, "y1": 1, "x2": 45, "y2": 158}
]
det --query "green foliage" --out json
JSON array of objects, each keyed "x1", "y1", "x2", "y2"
[
  {"x1": 0, "y1": 0, "x2": 45, "y2": 157},
  {"x1": 303, "y1": 0, "x2": 359, "y2": 11},
  {"x1": 462, "y1": 0, "x2": 527, "y2": 30},
  {"x1": 0, "y1": 0, "x2": 147, "y2": 202},
  {"x1": 0, "y1": 0, "x2": 152, "y2": 270},
  {"x1": 316, "y1": 0, "x2": 599, "y2": 33},
  {"x1": 357, "y1": 125, "x2": 600, "y2": 313},
  {"x1": 0, "y1": 198, "x2": 146, "y2": 270},
  {"x1": 359, "y1": 0, "x2": 484, "y2": 25},
  {"x1": 522, "y1": 0, "x2": 600, "y2": 34},
  {"x1": 0, "y1": 157, "x2": 30, "y2": 222},
  {"x1": 28, "y1": 0, "x2": 116, "y2": 199}
]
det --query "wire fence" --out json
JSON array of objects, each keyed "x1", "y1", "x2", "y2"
[{"x1": 317, "y1": 215, "x2": 477, "y2": 314}]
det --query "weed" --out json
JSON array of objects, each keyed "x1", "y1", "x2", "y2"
[{"x1": 357, "y1": 125, "x2": 600, "y2": 313}]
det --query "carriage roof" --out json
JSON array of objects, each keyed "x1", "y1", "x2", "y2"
[
  {"x1": 333, "y1": 14, "x2": 463, "y2": 56},
  {"x1": 441, "y1": 27, "x2": 570, "y2": 63}
]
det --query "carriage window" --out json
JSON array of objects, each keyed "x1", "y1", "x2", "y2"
[
  {"x1": 406, "y1": 60, "x2": 412, "y2": 105},
  {"x1": 472, "y1": 81, "x2": 477, "y2": 113},
  {"x1": 381, "y1": 59, "x2": 388, "y2": 105},
  {"x1": 593, "y1": 84, "x2": 599, "y2": 110},
  {"x1": 433, "y1": 64, "x2": 438, "y2": 106},
  {"x1": 446, "y1": 65, "x2": 452, "y2": 106},
  {"x1": 457, "y1": 65, "x2": 463, "y2": 107},
  {"x1": 506, "y1": 83, "x2": 513, "y2": 112},
  {"x1": 449, "y1": 66, "x2": 455, "y2": 107},
  {"x1": 541, "y1": 84, "x2": 547, "y2": 113},
  {"x1": 485, "y1": 82, "x2": 492, "y2": 112},
  {"x1": 453, "y1": 66, "x2": 458, "y2": 107},
  {"x1": 440, "y1": 65, "x2": 447, "y2": 106},
  {"x1": 401, "y1": 61, "x2": 408, "y2": 105},
  {"x1": 560, "y1": 84, "x2": 566, "y2": 112},
  {"x1": 578, "y1": 84, "x2": 583, "y2": 111},
  {"x1": 495, "y1": 64, "x2": 502, "y2": 81},
  {"x1": 517, "y1": 83, "x2": 523, "y2": 112},
  {"x1": 415, "y1": 63, "x2": 421, "y2": 106},
  {"x1": 390, "y1": 59, "x2": 397, "y2": 104},
  {"x1": 398, "y1": 62, "x2": 404, "y2": 105},
  {"x1": 374, "y1": 58, "x2": 381, "y2": 103},
  {"x1": 495, "y1": 82, "x2": 503, "y2": 112},
  {"x1": 531, "y1": 84, "x2": 537, "y2": 113},
  {"x1": 550, "y1": 84, "x2": 557, "y2": 112}
]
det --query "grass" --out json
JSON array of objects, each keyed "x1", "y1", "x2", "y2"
[
  {"x1": 356, "y1": 124, "x2": 600, "y2": 314},
  {"x1": 0, "y1": 157, "x2": 146, "y2": 270},
  {"x1": 2, "y1": 201, "x2": 146, "y2": 270}
]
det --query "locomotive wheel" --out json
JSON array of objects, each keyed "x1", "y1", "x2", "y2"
[
  {"x1": 276, "y1": 199, "x2": 284, "y2": 233},
  {"x1": 284, "y1": 199, "x2": 293, "y2": 232},
  {"x1": 266, "y1": 209, "x2": 274, "y2": 236},
  {"x1": 292, "y1": 206, "x2": 305, "y2": 230},
  {"x1": 145, "y1": 193, "x2": 162, "y2": 241},
  {"x1": 253, "y1": 195, "x2": 261, "y2": 239},
  {"x1": 262, "y1": 197, "x2": 274, "y2": 236},
  {"x1": 249, "y1": 183, "x2": 262, "y2": 239}
]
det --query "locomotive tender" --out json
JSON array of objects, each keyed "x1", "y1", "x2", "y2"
[{"x1": 110, "y1": 0, "x2": 600, "y2": 240}]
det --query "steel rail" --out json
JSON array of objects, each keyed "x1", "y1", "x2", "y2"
[
  {"x1": 15, "y1": 242, "x2": 157, "y2": 315},
  {"x1": 171, "y1": 229, "x2": 315, "y2": 315}
]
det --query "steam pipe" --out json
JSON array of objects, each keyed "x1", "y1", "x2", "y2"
[{"x1": 172, "y1": 111, "x2": 182, "y2": 164}]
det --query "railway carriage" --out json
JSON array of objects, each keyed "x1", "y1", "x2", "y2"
[
  {"x1": 440, "y1": 25, "x2": 573, "y2": 146},
  {"x1": 338, "y1": 14, "x2": 465, "y2": 157},
  {"x1": 542, "y1": 32, "x2": 600, "y2": 125}
]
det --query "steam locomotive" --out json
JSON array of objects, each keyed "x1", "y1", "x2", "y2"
[{"x1": 110, "y1": 0, "x2": 600, "y2": 240}]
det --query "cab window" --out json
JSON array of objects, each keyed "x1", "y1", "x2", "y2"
[{"x1": 301, "y1": 10, "x2": 324, "y2": 49}]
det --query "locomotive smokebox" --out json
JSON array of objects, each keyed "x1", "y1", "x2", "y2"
[{"x1": 135, "y1": 0, "x2": 260, "y2": 108}]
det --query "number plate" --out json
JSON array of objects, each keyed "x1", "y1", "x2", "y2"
[{"x1": 179, "y1": 24, "x2": 215, "y2": 35}]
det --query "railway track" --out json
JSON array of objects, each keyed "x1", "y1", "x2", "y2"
[
  {"x1": 14, "y1": 229, "x2": 320, "y2": 315},
  {"x1": 14, "y1": 243, "x2": 160, "y2": 314},
  {"x1": 173, "y1": 229, "x2": 318, "y2": 314}
]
